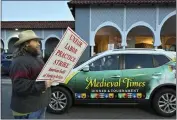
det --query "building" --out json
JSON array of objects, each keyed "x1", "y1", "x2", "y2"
[
  {"x1": 1, "y1": 0, "x2": 176, "y2": 64},
  {"x1": 1, "y1": 21, "x2": 74, "y2": 62}
]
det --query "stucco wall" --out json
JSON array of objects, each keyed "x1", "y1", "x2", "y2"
[
  {"x1": 126, "y1": 5, "x2": 156, "y2": 30},
  {"x1": 75, "y1": 7, "x2": 91, "y2": 64},
  {"x1": 91, "y1": 6, "x2": 124, "y2": 31}
]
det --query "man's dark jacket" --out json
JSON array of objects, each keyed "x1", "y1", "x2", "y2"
[{"x1": 9, "y1": 53, "x2": 51, "y2": 113}]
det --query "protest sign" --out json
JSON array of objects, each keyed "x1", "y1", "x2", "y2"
[{"x1": 36, "y1": 27, "x2": 88, "y2": 83}]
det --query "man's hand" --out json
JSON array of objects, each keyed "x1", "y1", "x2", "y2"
[{"x1": 45, "y1": 80, "x2": 54, "y2": 88}]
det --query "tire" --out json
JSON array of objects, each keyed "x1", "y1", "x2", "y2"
[
  {"x1": 47, "y1": 86, "x2": 73, "y2": 114},
  {"x1": 152, "y1": 88, "x2": 176, "y2": 117}
]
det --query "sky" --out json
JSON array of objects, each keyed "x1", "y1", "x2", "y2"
[{"x1": 2, "y1": 1, "x2": 75, "y2": 21}]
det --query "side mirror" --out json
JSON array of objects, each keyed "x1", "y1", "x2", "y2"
[{"x1": 82, "y1": 65, "x2": 89, "y2": 72}]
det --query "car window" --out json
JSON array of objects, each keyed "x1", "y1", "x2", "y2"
[
  {"x1": 153, "y1": 55, "x2": 170, "y2": 67},
  {"x1": 89, "y1": 55, "x2": 120, "y2": 71},
  {"x1": 125, "y1": 54, "x2": 153, "y2": 69},
  {"x1": 6, "y1": 55, "x2": 13, "y2": 60},
  {"x1": 74, "y1": 54, "x2": 99, "y2": 68}
]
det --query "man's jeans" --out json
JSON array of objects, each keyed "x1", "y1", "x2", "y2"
[{"x1": 13, "y1": 108, "x2": 46, "y2": 119}]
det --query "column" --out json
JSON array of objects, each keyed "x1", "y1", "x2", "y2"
[
  {"x1": 122, "y1": 6, "x2": 127, "y2": 49},
  {"x1": 121, "y1": 32, "x2": 127, "y2": 49},
  {"x1": 154, "y1": 6, "x2": 161, "y2": 49},
  {"x1": 90, "y1": 31, "x2": 95, "y2": 56},
  {"x1": 154, "y1": 30, "x2": 161, "y2": 48},
  {"x1": 4, "y1": 40, "x2": 8, "y2": 53},
  {"x1": 90, "y1": 45, "x2": 94, "y2": 56},
  {"x1": 4, "y1": 49, "x2": 8, "y2": 53},
  {"x1": 42, "y1": 49, "x2": 45, "y2": 58},
  {"x1": 41, "y1": 40, "x2": 45, "y2": 58}
]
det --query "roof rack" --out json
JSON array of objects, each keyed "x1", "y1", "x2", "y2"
[{"x1": 113, "y1": 48, "x2": 165, "y2": 51}]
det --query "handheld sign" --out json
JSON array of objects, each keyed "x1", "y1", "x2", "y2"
[{"x1": 36, "y1": 27, "x2": 88, "y2": 83}]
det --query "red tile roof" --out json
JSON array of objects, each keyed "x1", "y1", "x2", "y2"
[
  {"x1": 68, "y1": 0, "x2": 176, "y2": 6},
  {"x1": 1, "y1": 21, "x2": 75, "y2": 29}
]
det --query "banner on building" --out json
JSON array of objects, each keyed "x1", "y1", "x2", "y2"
[{"x1": 36, "y1": 27, "x2": 88, "y2": 83}]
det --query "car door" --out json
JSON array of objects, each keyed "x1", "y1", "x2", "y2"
[
  {"x1": 74, "y1": 54, "x2": 123, "y2": 100},
  {"x1": 121, "y1": 54, "x2": 165, "y2": 100}
]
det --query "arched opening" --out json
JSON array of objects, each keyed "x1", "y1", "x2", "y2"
[
  {"x1": 127, "y1": 26, "x2": 154, "y2": 48},
  {"x1": 160, "y1": 15, "x2": 176, "y2": 51},
  {"x1": 8, "y1": 37, "x2": 19, "y2": 53},
  {"x1": 44, "y1": 37, "x2": 59, "y2": 62},
  {"x1": 94, "y1": 26, "x2": 121, "y2": 54},
  {"x1": 1, "y1": 39, "x2": 4, "y2": 53}
]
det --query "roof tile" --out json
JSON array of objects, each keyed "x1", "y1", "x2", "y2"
[
  {"x1": 1, "y1": 21, "x2": 75, "y2": 29},
  {"x1": 68, "y1": 0, "x2": 176, "y2": 6}
]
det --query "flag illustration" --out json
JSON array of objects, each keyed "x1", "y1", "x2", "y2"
[
  {"x1": 137, "y1": 93, "x2": 142, "y2": 98},
  {"x1": 75, "y1": 93, "x2": 81, "y2": 99},
  {"x1": 127, "y1": 93, "x2": 132, "y2": 98},
  {"x1": 118, "y1": 93, "x2": 123, "y2": 98},
  {"x1": 109, "y1": 93, "x2": 114, "y2": 98},
  {"x1": 122, "y1": 93, "x2": 126, "y2": 98},
  {"x1": 90, "y1": 93, "x2": 96, "y2": 98},
  {"x1": 81, "y1": 93, "x2": 86, "y2": 99},
  {"x1": 132, "y1": 93, "x2": 137, "y2": 98},
  {"x1": 104, "y1": 93, "x2": 109, "y2": 98},
  {"x1": 99, "y1": 93, "x2": 105, "y2": 98}
]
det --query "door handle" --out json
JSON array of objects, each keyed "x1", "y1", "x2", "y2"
[
  {"x1": 153, "y1": 73, "x2": 162, "y2": 76},
  {"x1": 111, "y1": 75, "x2": 121, "y2": 78}
]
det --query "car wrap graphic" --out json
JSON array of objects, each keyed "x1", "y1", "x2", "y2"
[
  {"x1": 64, "y1": 61, "x2": 176, "y2": 100},
  {"x1": 146, "y1": 62, "x2": 176, "y2": 99},
  {"x1": 85, "y1": 77, "x2": 146, "y2": 89},
  {"x1": 64, "y1": 71, "x2": 79, "y2": 84},
  {"x1": 84, "y1": 77, "x2": 147, "y2": 99},
  {"x1": 172, "y1": 57, "x2": 176, "y2": 62}
]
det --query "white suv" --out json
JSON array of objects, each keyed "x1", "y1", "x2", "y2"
[{"x1": 48, "y1": 48, "x2": 176, "y2": 117}]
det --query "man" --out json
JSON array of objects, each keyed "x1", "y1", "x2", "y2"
[{"x1": 9, "y1": 30, "x2": 53, "y2": 119}]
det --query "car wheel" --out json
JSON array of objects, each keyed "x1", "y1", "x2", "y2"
[
  {"x1": 47, "y1": 87, "x2": 73, "y2": 114},
  {"x1": 152, "y1": 88, "x2": 176, "y2": 117}
]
